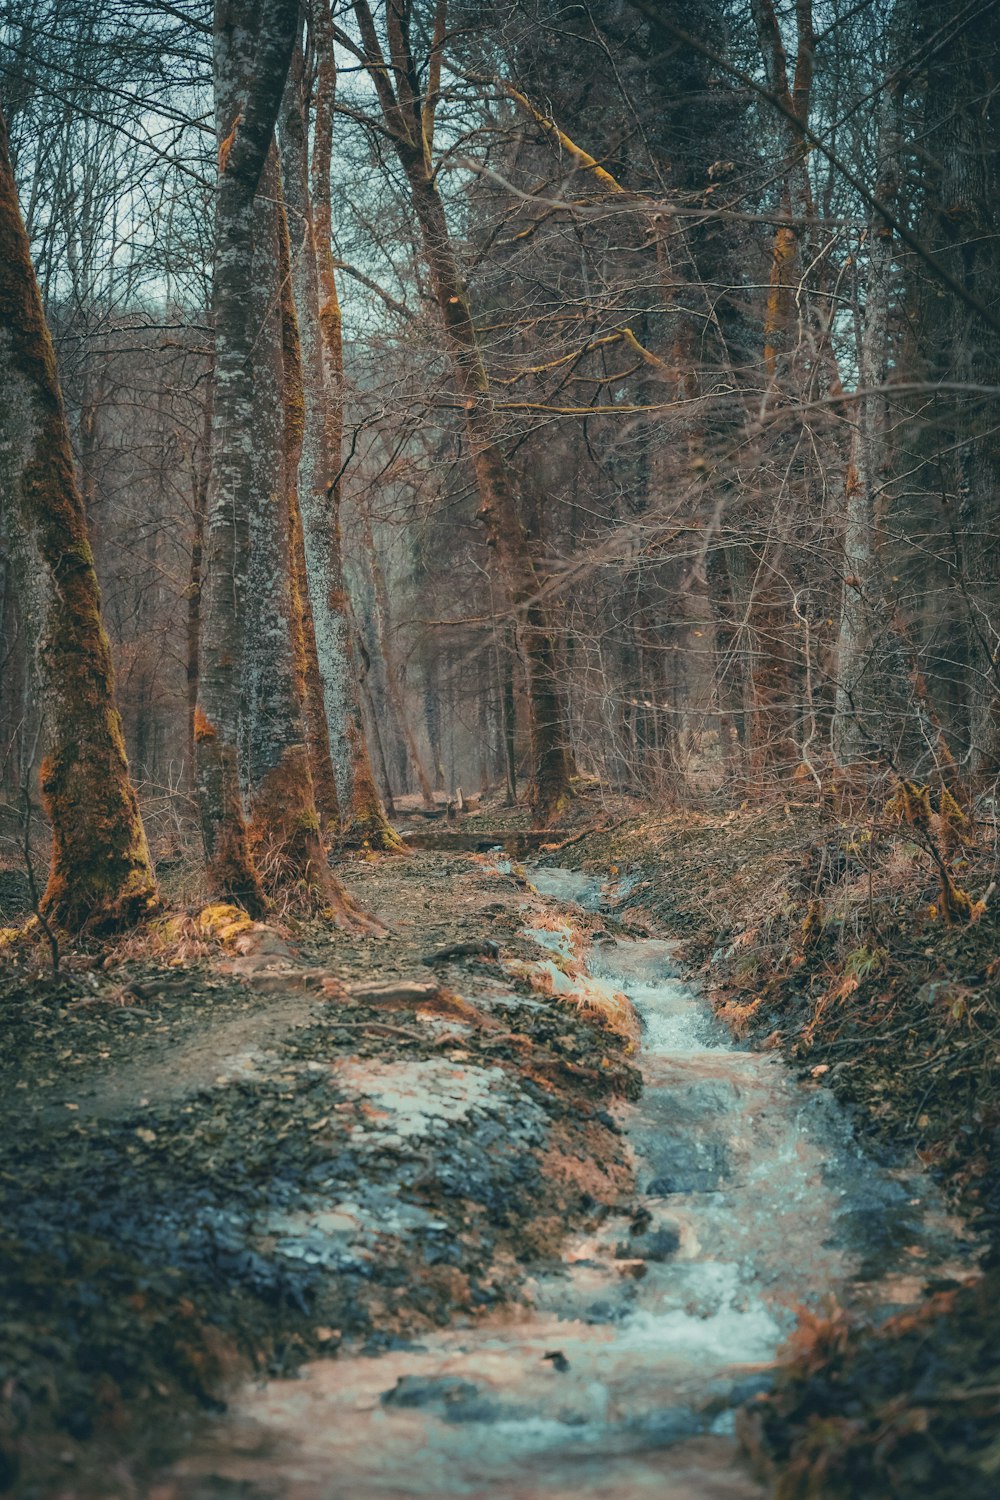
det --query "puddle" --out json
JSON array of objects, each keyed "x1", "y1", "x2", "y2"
[{"x1": 168, "y1": 865, "x2": 978, "y2": 1499}]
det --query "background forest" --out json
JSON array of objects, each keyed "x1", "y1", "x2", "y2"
[
  {"x1": 3, "y1": 7, "x2": 1000, "y2": 1497},
  {"x1": 1, "y1": 0, "x2": 999, "y2": 918}
]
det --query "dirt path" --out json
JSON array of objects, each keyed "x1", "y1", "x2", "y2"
[{"x1": 0, "y1": 851, "x2": 639, "y2": 1497}]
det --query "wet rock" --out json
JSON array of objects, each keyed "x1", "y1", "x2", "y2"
[
  {"x1": 421, "y1": 940, "x2": 500, "y2": 965},
  {"x1": 616, "y1": 1258, "x2": 648, "y2": 1279},
  {"x1": 584, "y1": 1299, "x2": 622, "y2": 1323},
  {"x1": 645, "y1": 1140, "x2": 730, "y2": 1195},
  {"x1": 381, "y1": 1375, "x2": 481, "y2": 1412},
  {"x1": 616, "y1": 1223, "x2": 681, "y2": 1261},
  {"x1": 628, "y1": 1406, "x2": 706, "y2": 1444},
  {"x1": 703, "y1": 1371, "x2": 773, "y2": 1411}
]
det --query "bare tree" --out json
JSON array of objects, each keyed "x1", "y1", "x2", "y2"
[{"x1": 193, "y1": 0, "x2": 298, "y2": 910}]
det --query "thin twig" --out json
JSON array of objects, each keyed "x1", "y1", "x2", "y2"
[{"x1": 20, "y1": 724, "x2": 59, "y2": 974}]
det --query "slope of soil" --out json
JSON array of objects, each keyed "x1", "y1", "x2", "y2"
[{"x1": 556, "y1": 800, "x2": 1000, "y2": 1499}]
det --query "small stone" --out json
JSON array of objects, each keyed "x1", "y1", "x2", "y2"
[{"x1": 618, "y1": 1222, "x2": 681, "y2": 1262}]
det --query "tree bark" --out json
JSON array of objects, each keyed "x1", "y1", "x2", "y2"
[
  {"x1": 422, "y1": 655, "x2": 447, "y2": 793},
  {"x1": 194, "y1": 0, "x2": 298, "y2": 912},
  {"x1": 500, "y1": 629, "x2": 518, "y2": 805},
  {"x1": 0, "y1": 104, "x2": 157, "y2": 930},
  {"x1": 282, "y1": 6, "x2": 403, "y2": 850},
  {"x1": 240, "y1": 152, "x2": 346, "y2": 915},
  {"x1": 187, "y1": 386, "x2": 211, "y2": 789},
  {"x1": 919, "y1": 0, "x2": 1000, "y2": 777},
  {"x1": 360, "y1": 501, "x2": 436, "y2": 806},
  {"x1": 833, "y1": 1, "x2": 913, "y2": 766}
]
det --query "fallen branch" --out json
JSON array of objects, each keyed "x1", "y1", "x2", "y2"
[{"x1": 539, "y1": 815, "x2": 635, "y2": 853}]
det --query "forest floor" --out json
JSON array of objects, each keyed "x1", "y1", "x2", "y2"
[
  {"x1": 0, "y1": 840, "x2": 641, "y2": 1498},
  {"x1": 1, "y1": 787, "x2": 999, "y2": 1498}
]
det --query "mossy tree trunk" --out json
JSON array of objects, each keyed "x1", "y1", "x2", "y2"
[
  {"x1": 0, "y1": 105, "x2": 157, "y2": 931},
  {"x1": 194, "y1": 0, "x2": 298, "y2": 912},
  {"x1": 186, "y1": 384, "x2": 212, "y2": 789},
  {"x1": 240, "y1": 151, "x2": 343, "y2": 914},
  {"x1": 351, "y1": 0, "x2": 575, "y2": 825},
  {"x1": 287, "y1": 471, "x2": 341, "y2": 834},
  {"x1": 279, "y1": 15, "x2": 403, "y2": 850}
]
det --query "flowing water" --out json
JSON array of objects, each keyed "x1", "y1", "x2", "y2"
[{"x1": 170, "y1": 865, "x2": 976, "y2": 1500}]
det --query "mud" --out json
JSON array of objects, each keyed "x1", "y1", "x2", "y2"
[
  {"x1": 0, "y1": 852, "x2": 636, "y2": 1497},
  {"x1": 157, "y1": 863, "x2": 974, "y2": 1500}
]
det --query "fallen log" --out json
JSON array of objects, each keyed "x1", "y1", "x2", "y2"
[{"x1": 347, "y1": 979, "x2": 442, "y2": 1004}]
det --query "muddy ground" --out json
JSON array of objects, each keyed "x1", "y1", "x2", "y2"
[
  {"x1": 3, "y1": 787, "x2": 1000, "y2": 1498},
  {"x1": 0, "y1": 847, "x2": 640, "y2": 1498}
]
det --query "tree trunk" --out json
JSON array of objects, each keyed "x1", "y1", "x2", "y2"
[
  {"x1": 360, "y1": 503, "x2": 436, "y2": 806},
  {"x1": 241, "y1": 152, "x2": 353, "y2": 917},
  {"x1": 350, "y1": 0, "x2": 575, "y2": 824},
  {"x1": 287, "y1": 473, "x2": 341, "y2": 832},
  {"x1": 0, "y1": 105, "x2": 156, "y2": 931},
  {"x1": 422, "y1": 655, "x2": 447, "y2": 793},
  {"x1": 919, "y1": 0, "x2": 1000, "y2": 777},
  {"x1": 0, "y1": 541, "x2": 27, "y2": 804},
  {"x1": 833, "y1": 0, "x2": 915, "y2": 768},
  {"x1": 359, "y1": 662, "x2": 397, "y2": 815},
  {"x1": 284, "y1": 8, "x2": 403, "y2": 850},
  {"x1": 194, "y1": 0, "x2": 297, "y2": 912},
  {"x1": 187, "y1": 387, "x2": 211, "y2": 789}
]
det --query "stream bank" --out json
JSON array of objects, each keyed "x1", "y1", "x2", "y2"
[
  {"x1": 157, "y1": 861, "x2": 974, "y2": 1498},
  {"x1": 550, "y1": 805, "x2": 1000, "y2": 1497}
]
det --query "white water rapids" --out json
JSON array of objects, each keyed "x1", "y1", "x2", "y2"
[{"x1": 170, "y1": 865, "x2": 976, "y2": 1500}]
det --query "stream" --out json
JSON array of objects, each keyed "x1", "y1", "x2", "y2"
[{"x1": 169, "y1": 864, "x2": 976, "y2": 1499}]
